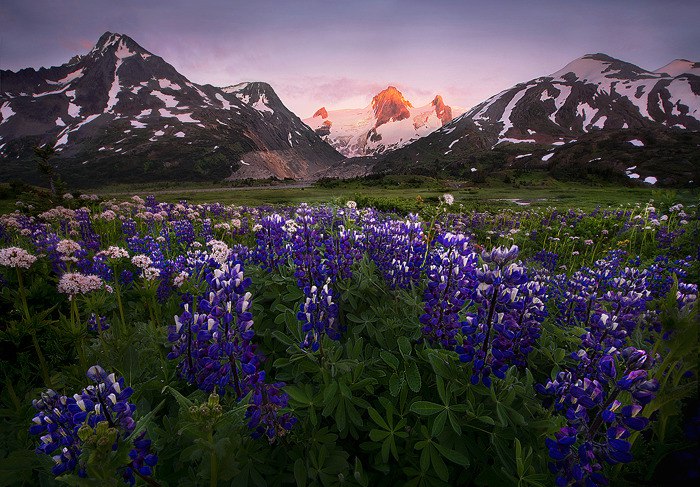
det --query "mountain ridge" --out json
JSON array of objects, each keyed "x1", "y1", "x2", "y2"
[
  {"x1": 0, "y1": 32, "x2": 344, "y2": 185},
  {"x1": 370, "y1": 52, "x2": 700, "y2": 187}
]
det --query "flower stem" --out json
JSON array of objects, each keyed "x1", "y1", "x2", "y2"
[
  {"x1": 16, "y1": 268, "x2": 30, "y2": 322},
  {"x1": 113, "y1": 275, "x2": 126, "y2": 329},
  {"x1": 17, "y1": 268, "x2": 53, "y2": 387},
  {"x1": 209, "y1": 429, "x2": 218, "y2": 487},
  {"x1": 31, "y1": 332, "x2": 53, "y2": 388}
]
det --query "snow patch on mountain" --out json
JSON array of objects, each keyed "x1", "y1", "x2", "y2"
[
  {"x1": 158, "y1": 79, "x2": 181, "y2": 90},
  {"x1": 252, "y1": 94, "x2": 274, "y2": 114},
  {"x1": 65, "y1": 91, "x2": 81, "y2": 117},
  {"x1": 498, "y1": 88, "x2": 528, "y2": 137},
  {"x1": 0, "y1": 102, "x2": 15, "y2": 123},
  {"x1": 48, "y1": 68, "x2": 85, "y2": 86},
  {"x1": 152, "y1": 90, "x2": 179, "y2": 108}
]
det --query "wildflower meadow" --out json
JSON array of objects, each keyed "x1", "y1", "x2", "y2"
[{"x1": 0, "y1": 193, "x2": 697, "y2": 486}]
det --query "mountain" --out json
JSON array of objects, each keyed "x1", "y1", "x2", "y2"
[
  {"x1": 302, "y1": 86, "x2": 464, "y2": 157},
  {"x1": 0, "y1": 32, "x2": 343, "y2": 185},
  {"x1": 373, "y1": 54, "x2": 700, "y2": 186}
]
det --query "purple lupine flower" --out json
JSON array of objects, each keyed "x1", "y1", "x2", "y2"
[
  {"x1": 252, "y1": 214, "x2": 288, "y2": 272},
  {"x1": 168, "y1": 260, "x2": 260, "y2": 397},
  {"x1": 29, "y1": 366, "x2": 157, "y2": 484},
  {"x1": 420, "y1": 232, "x2": 477, "y2": 349},
  {"x1": 173, "y1": 219, "x2": 195, "y2": 247},
  {"x1": 246, "y1": 382, "x2": 297, "y2": 443},
  {"x1": 364, "y1": 214, "x2": 425, "y2": 289},
  {"x1": 87, "y1": 313, "x2": 110, "y2": 332},
  {"x1": 298, "y1": 279, "x2": 341, "y2": 351},
  {"x1": 538, "y1": 346, "x2": 658, "y2": 486},
  {"x1": 456, "y1": 245, "x2": 545, "y2": 386},
  {"x1": 290, "y1": 205, "x2": 328, "y2": 289}
]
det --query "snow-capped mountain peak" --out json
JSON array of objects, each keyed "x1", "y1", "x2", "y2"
[
  {"x1": 0, "y1": 31, "x2": 343, "y2": 184},
  {"x1": 313, "y1": 107, "x2": 329, "y2": 119},
  {"x1": 89, "y1": 32, "x2": 150, "y2": 59},
  {"x1": 303, "y1": 86, "x2": 463, "y2": 157},
  {"x1": 549, "y1": 53, "x2": 655, "y2": 81},
  {"x1": 371, "y1": 86, "x2": 413, "y2": 127},
  {"x1": 654, "y1": 59, "x2": 700, "y2": 77},
  {"x1": 459, "y1": 52, "x2": 700, "y2": 147}
]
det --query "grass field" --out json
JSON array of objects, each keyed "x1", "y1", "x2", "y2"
[{"x1": 2, "y1": 174, "x2": 698, "y2": 215}]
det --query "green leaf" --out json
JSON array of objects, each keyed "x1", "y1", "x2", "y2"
[
  {"x1": 434, "y1": 442, "x2": 470, "y2": 467},
  {"x1": 420, "y1": 447, "x2": 430, "y2": 472},
  {"x1": 346, "y1": 313, "x2": 364, "y2": 324},
  {"x1": 496, "y1": 402, "x2": 508, "y2": 427},
  {"x1": 294, "y1": 458, "x2": 307, "y2": 487},
  {"x1": 336, "y1": 400, "x2": 347, "y2": 432},
  {"x1": 127, "y1": 399, "x2": 165, "y2": 441},
  {"x1": 380, "y1": 350, "x2": 400, "y2": 370},
  {"x1": 389, "y1": 373, "x2": 403, "y2": 397},
  {"x1": 397, "y1": 336, "x2": 412, "y2": 358},
  {"x1": 285, "y1": 385, "x2": 311, "y2": 404},
  {"x1": 370, "y1": 429, "x2": 389, "y2": 442},
  {"x1": 432, "y1": 410, "x2": 447, "y2": 437},
  {"x1": 430, "y1": 444, "x2": 449, "y2": 481},
  {"x1": 368, "y1": 407, "x2": 389, "y2": 430},
  {"x1": 323, "y1": 381, "x2": 339, "y2": 404},
  {"x1": 410, "y1": 401, "x2": 444, "y2": 416},
  {"x1": 426, "y1": 350, "x2": 454, "y2": 378},
  {"x1": 405, "y1": 360, "x2": 421, "y2": 393},
  {"x1": 515, "y1": 438, "x2": 524, "y2": 478},
  {"x1": 447, "y1": 410, "x2": 462, "y2": 435},
  {"x1": 272, "y1": 330, "x2": 295, "y2": 346},
  {"x1": 436, "y1": 376, "x2": 447, "y2": 404},
  {"x1": 381, "y1": 437, "x2": 391, "y2": 463},
  {"x1": 162, "y1": 385, "x2": 193, "y2": 410},
  {"x1": 478, "y1": 415, "x2": 496, "y2": 426}
]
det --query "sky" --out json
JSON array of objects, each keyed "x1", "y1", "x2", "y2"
[{"x1": 1, "y1": 0, "x2": 699, "y2": 118}]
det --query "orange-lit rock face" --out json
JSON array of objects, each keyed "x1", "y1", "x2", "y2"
[
  {"x1": 432, "y1": 95, "x2": 453, "y2": 126},
  {"x1": 372, "y1": 86, "x2": 412, "y2": 128},
  {"x1": 313, "y1": 107, "x2": 329, "y2": 119}
]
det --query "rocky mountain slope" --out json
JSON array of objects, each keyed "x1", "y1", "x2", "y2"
[
  {"x1": 373, "y1": 54, "x2": 700, "y2": 186},
  {"x1": 303, "y1": 86, "x2": 463, "y2": 157},
  {"x1": 0, "y1": 32, "x2": 344, "y2": 185}
]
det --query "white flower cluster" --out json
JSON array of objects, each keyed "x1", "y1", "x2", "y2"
[
  {"x1": 131, "y1": 254, "x2": 153, "y2": 269},
  {"x1": 56, "y1": 239, "x2": 81, "y2": 257},
  {"x1": 173, "y1": 271, "x2": 189, "y2": 288},
  {"x1": 142, "y1": 267, "x2": 161, "y2": 281},
  {"x1": 0, "y1": 247, "x2": 37, "y2": 269},
  {"x1": 97, "y1": 246, "x2": 130, "y2": 260},
  {"x1": 58, "y1": 273, "x2": 111, "y2": 298},
  {"x1": 99, "y1": 210, "x2": 117, "y2": 221},
  {"x1": 207, "y1": 239, "x2": 230, "y2": 265}
]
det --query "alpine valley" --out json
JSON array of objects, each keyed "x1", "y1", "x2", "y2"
[{"x1": 1, "y1": 33, "x2": 699, "y2": 187}]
